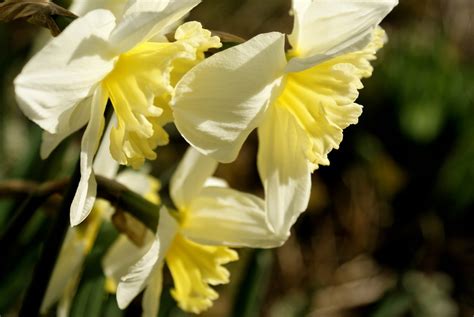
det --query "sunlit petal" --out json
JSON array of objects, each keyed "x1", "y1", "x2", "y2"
[
  {"x1": 170, "y1": 147, "x2": 218, "y2": 210},
  {"x1": 279, "y1": 28, "x2": 386, "y2": 169},
  {"x1": 109, "y1": 0, "x2": 201, "y2": 53},
  {"x1": 258, "y1": 105, "x2": 312, "y2": 237},
  {"x1": 172, "y1": 32, "x2": 287, "y2": 163},
  {"x1": 182, "y1": 187, "x2": 284, "y2": 248},
  {"x1": 287, "y1": 0, "x2": 397, "y2": 72},
  {"x1": 14, "y1": 9, "x2": 117, "y2": 134}
]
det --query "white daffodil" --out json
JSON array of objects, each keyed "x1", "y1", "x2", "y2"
[
  {"x1": 14, "y1": 0, "x2": 221, "y2": 226},
  {"x1": 104, "y1": 148, "x2": 283, "y2": 316},
  {"x1": 172, "y1": 0, "x2": 398, "y2": 238}
]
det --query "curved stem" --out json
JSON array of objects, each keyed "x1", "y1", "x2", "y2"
[{"x1": 0, "y1": 176, "x2": 161, "y2": 232}]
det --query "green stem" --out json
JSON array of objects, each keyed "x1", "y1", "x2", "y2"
[
  {"x1": 96, "y1": 175, "x2": 159, "y2": 231},
  {"x1": 0, "y1": 176, "x2": 161, "y2": 233},
  {"x1": 18, "y1": 160, "x2": 81, "y2": 317}
]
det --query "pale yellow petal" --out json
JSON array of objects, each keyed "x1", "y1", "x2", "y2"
[
  {"x1": 142, "y1": 264, "x2": 164, "y2": 317},
  {"x1": 257, "y1": 105, "x2": 312, "y2": 237},
  {"x1": 170, "y1": 147, "x2": 218, "y2": 210},
  {"x1": 172, "y1": 32, "x2": 287, "y2": 163},
  {"x1": 182, "y1": 187, "x2": 284, "y2": 248},
  {"x1": 105, "y1": 22, "x2": 220, "y2": 169}
]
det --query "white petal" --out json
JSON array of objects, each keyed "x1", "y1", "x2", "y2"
[
  {"x1": 109, "y1": 0, "x2": 201, "y2": 53},
  {"x1": 182, "y1": 187, "x2": 284, "y2": 248},
  {"x1": 141, "y1": 264, "x2": 164, "y2": 317},
  {"x1": 117, "y1": 207, "x2": 178, "y2": 309},
  {"x1": 122, "y1": 0, "x2": 180, "y2": 14},
  {"x1": 69, "y1": 0, "x2": 128, "y2": 17},
  {"x1": 170, "y1": 147, "x2": 217, "y2": 210},
  {"x1": 258, "y1": 105, "x2": 312, "y2": 238},
  {"x1": 40, "y1": 97, "x2": 91, "y2": 159},
  {"x1": 102, "y1": 234, "x2": 154, "y2": 287},
  {"x1": 172, "y1": 32, "x2": 287, "y2": 163},
  {"x1": 116, "y1": 235, "x2": 160, "y2": 309},
  {"x1": 70, "y1": 87, "x2": 108, "y2": 226},
  {"x1": 14, "y1": 10, "x2": 117, "y2": 134},
  {"x1": 93, "y1": 115, "x2": 120, "y2": 178},
  {"x1": 203, "y1": 177, "x2": 228, "y2": 188},
  {"x1": 287, "y1": 0, "x2": 398, "y2": 72},
  {"x1": 116, "y1": 169, "x2": 156, "y2": 197}
]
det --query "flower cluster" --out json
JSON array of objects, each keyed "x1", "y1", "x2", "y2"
[{"x1": 14, "y1": 0, "x2": 398, "y2": 315}]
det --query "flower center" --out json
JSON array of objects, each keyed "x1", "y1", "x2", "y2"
[
  {"x1": 103, "y1": 22, "x2": 221, "y2": 169},
  {"x1": 274, "y1": 28, "x2": 385, "y2": 170}
]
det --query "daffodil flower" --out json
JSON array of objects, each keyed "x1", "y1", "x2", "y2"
[
  {"x1": 172, "y1": 0, "x2": 398, "y2": 238},
  {"x1": 14, "y1": 0, "x2": 221, "y2": 225},
  {"x1": 103, "y1": 148, "x2": 284, "y2": 316}
]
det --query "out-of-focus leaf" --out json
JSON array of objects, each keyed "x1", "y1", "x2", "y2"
[
  {"x1": 371, "y1": 291, "x2": 411, "y2": 317},
  {"x1": 399, "y1": 100, "x2": 444, "y2": 143},
  {"x1": 231, "y1": 249, "x2": 273, "y2": 317},
  {"x1": 0, "y1": 0, "x2": 76, "y2": 36},
  {"x1": 438, "y1": 125, "x2": 474, "y2": 211}
]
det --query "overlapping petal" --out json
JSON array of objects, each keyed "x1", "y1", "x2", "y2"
[
  {"x1": 141, "y1": 263, "x2": 164, "y2": 317},
  {"x1": 93, "y1": 116, "x2": 120, "y2": 178},
  {"x1": 70, "y1": 86, "x2": 108, "y2": 226},
  {"x1": 116, "y1": 236, "x2": 160, "y2": 309},
  {"x1": 102, "y1": 235, "x2": 154, "y2": 290},
  {"x1": 172, "y1": 32, "x2": 287, "y2": 163},
  {"x1": 109, "y1": 0, "x2": 201, "y2": 53},
  {"x1": 40, "y1": 97, "x2": 91, "y2": 159},
  {"x1": 170, "y1": 147, "x2": 218, "y2": 209},
  {"x1": 182, "y1": 187, "x2": 284, "y2": 248},
  {"x1": 258, "y1": 105, "x2": 312, "y2": 237},
  {"x1": 117, "y1": 207, "x2": 178, "y2": 309},
  {"x1": 287, "y1": 0, "x2": 398, "y2": 72},
  {"x1": 14, "y1": 9, "x2": 117, "y2": 134}
]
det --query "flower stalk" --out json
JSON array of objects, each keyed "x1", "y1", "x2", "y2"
[{"x1": 0, "y1": 176, "x2": 162, "y2": 232}]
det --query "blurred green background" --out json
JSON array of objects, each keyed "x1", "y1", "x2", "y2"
[{"x1": 0, "y1": 0, "x2": 473, "y2": 316}]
